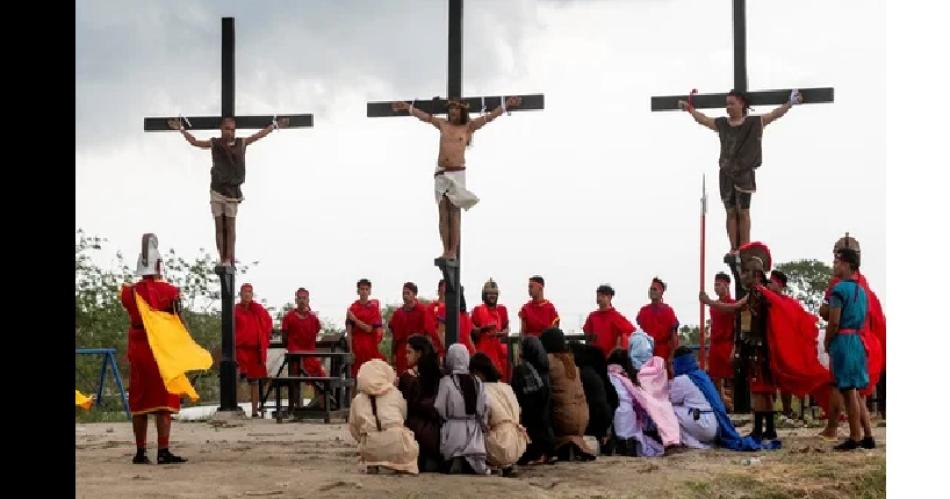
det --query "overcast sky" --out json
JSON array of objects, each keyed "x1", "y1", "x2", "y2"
[{"x1": 76, "y1": 0, "x2": 884, "y2": 332}]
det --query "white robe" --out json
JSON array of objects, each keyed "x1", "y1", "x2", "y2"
[{"x1": 670, "y1": 374, "x2": 719, "y2": 449}]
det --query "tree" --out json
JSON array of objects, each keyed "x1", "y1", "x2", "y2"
[
  {"x1": 774, "y1": 259, "x2": 832, "y2": 317},
  {"x1": 75, "y1": 229, "x2": 256, "y2": 416}
]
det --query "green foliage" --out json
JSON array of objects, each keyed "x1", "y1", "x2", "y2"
[
  {"x1": 774, "y1": 259, "x2": 832, "y2": 317},
  {"x1": 75, "y1": 229, "x2": 256, "y2": 419}
]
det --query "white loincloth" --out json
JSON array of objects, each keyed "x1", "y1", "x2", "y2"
[{"x1": 434, "y1": 170, "x2": 479, "y2": 210}]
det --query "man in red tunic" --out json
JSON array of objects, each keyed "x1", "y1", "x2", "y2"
[
  {"x1": 582, "y1": 284, "x2": 636, "y2": 358},
  {"x1": 817, "y1": 234, "x2": 885, "y2": 439},
  {"x1": 471, "y1": 279, "x2": 511, "y2": 380},
  {"x1": 423, "y1": 279, "x2": 447, "y2": 355},
  {"x1": 703, "y1": 272, "x2": 737, "y2": 410},
  {"x1": 346, "y1": 278, "x2": 385, "y2": 376},
  {"x1": 120, "y1": 234, "x2": 187, "y2": 465},
  {"x1": 388, "y1": 282, "x2": 429, "y2": 375},
  {"x1": 281, "y1": 288, "x2": 326, "y2": 406},
  {"x1": 519, "y1": 275, "x2": 560, "y2": 337},
  {"x1": 234, "y1": 283, "x2": 272, "y2": 417},
  {"x1": 435, "y1": 286, "x2": 477, "y2": 354},
  {"x1": 636, "y1": 277, "x2": 680, "y2": 370}
]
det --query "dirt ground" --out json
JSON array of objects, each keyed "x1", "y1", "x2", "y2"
[{"x1": 75, "y1": 418, "x2": 885, "y2": 499}]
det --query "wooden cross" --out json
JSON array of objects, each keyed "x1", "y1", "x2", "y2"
[
  {"x1": 366, "y1": 0, "x2": 544, "y2": 346},
  {"x1": 143, "y1": 17, "x2": 314, "y2": 414}
]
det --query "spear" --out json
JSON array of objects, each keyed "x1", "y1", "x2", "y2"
[{"x1": 699, "y1": 174, "x2": 708, "y2": 369}]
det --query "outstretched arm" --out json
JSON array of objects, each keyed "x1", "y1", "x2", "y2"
[
  {"x1": 392, "y1": 101, "x2": 443, "y2": 129},
  {"x1": 469, "y1": 96, "x2": 522, "y2": 131},
  {"x1": 700, "y1": 291, "x2": 747, "y2": 312},
  {"x1": 168, "y1": 119, "x2": 211, "y2": 148},
  {"x1": 246, "y1": 117, "x2": 290, "y2": 146},
  {"x1": 762, "y1": 89, "x2": 803, "y2": 127},
  {"x1": 677, "y1": 101, "x2": 716, "y2": 131}
]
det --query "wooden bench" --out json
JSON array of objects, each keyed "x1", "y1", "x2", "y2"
[
  {"x1": 259, "y1": 350, "x2": 354, "y2": 423},
  {"x1": 267, "y1": 376, "x2": 355, "y2": 423}
]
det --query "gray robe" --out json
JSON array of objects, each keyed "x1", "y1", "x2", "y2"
[{"x1": 435, "y1": 344, "x2": 489, "y2": 474}]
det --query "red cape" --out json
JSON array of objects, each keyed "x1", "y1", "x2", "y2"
[{"x1": 757, "y1": 286, "x2": 832, "y2": 409}]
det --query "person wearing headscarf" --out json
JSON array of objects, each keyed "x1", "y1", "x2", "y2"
[
  {"x1": 606, "y1": 349, "x2": 664, "y2": 457},
  {"x1": 469, "y1": 353, "x2": 528, "y2": 476},
  {"x1": 511, "y1": 336, "x2": 556, "y2": 465},
  {"x1": 435, "y1": 344, "x2": 489, "y2": 474},
  {"x1": 348, "y1": 359, "x2": 420, "y2": 475},
  {"x1": 671, "y1": 346, "x2": 770, "y2": 451},
  {"x1": 628, "y1": 331, "x2": 655, "y2": 371},
  {"x1": 397, "y1": 335, "x2": 444, "y2": 472},
  {"x1": 570, "y1": 342, "x2": 618, "y2": 454},
  {"x1": 540, "y1": 328, "x2": 596, "y2": 461}
]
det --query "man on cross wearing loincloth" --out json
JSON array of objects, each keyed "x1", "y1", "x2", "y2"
[{"x1": 391, "y1": 97, "x2": 522, "y2": 262}]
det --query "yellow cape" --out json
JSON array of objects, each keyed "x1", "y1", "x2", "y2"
[
  {"x1": 134, "y1": 291, "x2": 213, "y2": 402},
  {"x1": 75, "y1": 390, "x2": 94, "y2": 410}
]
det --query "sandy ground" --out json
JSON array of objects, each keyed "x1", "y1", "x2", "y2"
[{"x1": 76, "y1": 418, "x2": 885, "y2": 499}]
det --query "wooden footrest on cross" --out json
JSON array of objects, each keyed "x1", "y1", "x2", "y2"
[{"x1": 266, "y1": 376, "x2": 354, "y2": 424}]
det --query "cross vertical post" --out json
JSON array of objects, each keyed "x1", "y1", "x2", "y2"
[
  {"x1": 732, "y1": 0, "x2": 747, "y2": 93},
  {"x1": 443, "y1": 0, "x2": 463, "y2": 347}
]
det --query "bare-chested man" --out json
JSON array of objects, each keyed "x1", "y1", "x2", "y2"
[
  {"x1": 167, "y1": 116, "x2": 289, "y2": 266},
  {"x1": 677, "y1": 89, "x2": 802, "y2": 263},
  {"x1": 391, "y1": 97, "x2": 522, "y2": 262}
]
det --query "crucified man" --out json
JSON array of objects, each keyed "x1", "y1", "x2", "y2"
[
  {"x1": 391, "y1": 96, "x2": 522, "y2": 262},
  {"x1": 677, "y1": 89, "x2": 802, "y2": 263},
  {"x1": 167, "y1": 116, "x2": 289, "y2": 266}
]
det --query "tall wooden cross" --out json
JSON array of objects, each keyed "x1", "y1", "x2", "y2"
[
  {"x1": 652, "y1": 0, "x2": 834, "y2": 412},
  {"x1": 366, "y1": 0, "x2": 544, "y2": 346},
  {"x1": 143, "y1": 17, "x2": 314, "y2": 414}
]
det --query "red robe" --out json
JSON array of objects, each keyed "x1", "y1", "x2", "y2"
[
  {"x1": 518, "y1": 300, "x2": 560, "y2": 337},
  {"x1": 758, "y1": 286, "x2": 831, "y2": 403},
  {"x1": 347, "y1": 300, "x2": 384, "y2": 376},
  {"x1": 636, "y1": 302, "x2": 680, "y2": 363},
  {"x1": 436, "y1": 307, "x2": 476, "y2": 355},
  {"x1": 424, "y1": 301, "x2": 446, "y2": 355},
  {"x1": 120, "y1": 278, "x2": 182, "y2": 415},
  {"x1": 281, "y1": 310, "x2": 326, "y2": 377},
  {"x1": 582, "y1": 307, "x2": 636, "y2": 358},
  {"x1": 389, "y1": 301, "x2": 429, "y2": 375},
  {"x1": 707, "y1": 297, "x2": 736, "y2": 380},
  {"x1": 471, "y1": 304, "x2": 510, "y2": 380},
  {"x1": 824, "y1": 273, "x2": 885, "y2": 397},
  {"x1": 234, "y1": 301, "x2": 272, "y2": 380}
]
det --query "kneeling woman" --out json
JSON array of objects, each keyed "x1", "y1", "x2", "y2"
[
  {"x1": 469, "y1": 352, "x2": 528, "y2": 475},
  {"x1": 435, "y1": 344, "x2": 490, "y2": 474},
  {"x1": 348, "y1": 359, "x2": 419, "y2": 474}
]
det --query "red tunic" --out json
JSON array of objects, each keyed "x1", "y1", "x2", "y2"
[
  {"x1": 636, "y1": 303, "x2": 680, "y2": 363},
  {"x1": 389, "y1": 301, "x2": 429, "y2": 375},
  {"x1": 436, "y1": 307, "x2": 476, "y2": 355},
  {"x1": 471, "y1": 304, "x2": 510, "y2": 380},
  {"x1": 824, "y1": 273, "x2": 885, "y2": 397},
  {"x1": 234, "y1": 301, "x2": 272, "y2": 380},
  {"x1": 120, "y1": 278, "x2": 182, "y2": 415},
  {"x1": 347, "y1": 300, "x2": 384, "y2": 376},
  {"x1": 518, "y1": 300, "x2": 560, "y2": 337},
  {"x1": 707, "y1": 297, "x2": 736, "y2": 380},
  {"x1": 582, "y1": 307, "x2": 636, "y2": 358},
  {"x1": 281, "y1": 310, "x2": 326, "y2": 377},
  {"x1": 423, "y1": 301, "x2": 446, "y2": 355}
]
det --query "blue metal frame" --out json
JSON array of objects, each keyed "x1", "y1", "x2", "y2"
[{"x1": 76, "y1": 348, "x2": 131, "y2": 419}]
